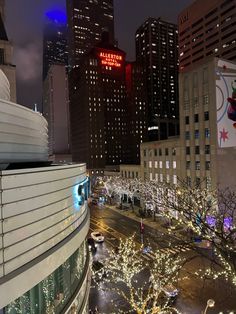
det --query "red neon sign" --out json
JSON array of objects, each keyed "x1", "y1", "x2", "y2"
[{"x1": 99, "y1": 51, "x2": 123, "y2": 68}]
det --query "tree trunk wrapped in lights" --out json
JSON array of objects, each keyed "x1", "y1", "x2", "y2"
[{"x1": 92, "y1": 236, "x2": 184, "y2": 314}]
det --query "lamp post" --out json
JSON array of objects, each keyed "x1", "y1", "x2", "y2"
[{"x1": 203, "y1": 299, "x2": 215, "y2": 314}]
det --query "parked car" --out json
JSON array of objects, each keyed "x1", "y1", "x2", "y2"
[
  {"x1": 87, "y1": 237, "x2": 97, "y2": 253},
  {"x1": 91, "y1": 231, "x2": 105, "y2": 243}
]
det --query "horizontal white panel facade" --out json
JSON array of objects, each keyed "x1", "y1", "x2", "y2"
[
  {"x1": 4, "y1": 207, "x2": 87, "y2": 275},
  {"x1": 1, "y1": 163, "x2": 86, "y2": 190},
  {"x1": 0, "y1": 93, "x2": 48, "y2": 162},
  {"x1": 0, "y1": 250, "x2": 3, "y2": 263},
  {"x1": 2, "y1": 173, "x2": 84, "y2": 204},
  {"x1": 0, "y1": 265, "x2": 3, "y2": 278},
  {"x1": 0, "y1": 163, "x2": 88, "y2": 280},
  {"x1": 0, "y1": 210, "x2": 90, "y2": 309}
]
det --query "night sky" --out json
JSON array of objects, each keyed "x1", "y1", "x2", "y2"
[{"x1": 5, "y1": 0, "x2": 193, "y2": 109}]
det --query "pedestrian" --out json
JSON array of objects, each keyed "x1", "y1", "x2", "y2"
[{"x1": 95, "y1": 306, "x2": 99, "y2": 313}]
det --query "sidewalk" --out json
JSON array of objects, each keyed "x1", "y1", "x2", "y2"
[{"x1": 103, "y1": 203, "x2": 212, "y2": 249}]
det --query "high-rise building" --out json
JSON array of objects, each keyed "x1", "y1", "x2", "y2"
[
  {"x1": 70, "y1": 39, "x2": 128, "y2": 174},
  {"x1": 178, "y1": 0, "x2": 236, "y2": 71},
  {"x1": 43, "y1": 9, "x2": 68, "y2": 80},
  {"x1": 66, "y1": 0, "x2": 114, "y2": 67},
  {"x1": 135, "y1": 18, "x2": 179, "y2": 141},
  {"x1": 43, "y1": 64, "x2": 70, "y2": 159},
  {"x1": 125, "y1": 62, "x2": 148, "y2": 163},
  {"x1": 0, "y1": 1, "x2": 16, "y2": 102},
  {"x1": 42, "y1": 10, "x2": 70, "y2": 160}
]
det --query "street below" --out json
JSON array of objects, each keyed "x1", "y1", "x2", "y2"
[{"x1": 89, "y1": 203, "x2": 236, "y2": 314}]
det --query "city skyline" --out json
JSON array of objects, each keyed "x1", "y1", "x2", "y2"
[{"x1": 4, "y1": 0, "x2": 193, "y2": 109}]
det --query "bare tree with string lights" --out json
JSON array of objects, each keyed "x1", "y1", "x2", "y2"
[
  {"x1": 100, "y1": 175, "x2": 236, "y2": 286},
  {"x1": 92, "y1": 236, "x2": 185, "y2": 314},
  {"x1": 154, "y1": 181, "x2": 236, "y2": 286}
]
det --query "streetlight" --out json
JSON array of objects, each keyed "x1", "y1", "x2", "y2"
[{"x1": 203, "y1": 299, "x2": 215, "y2": 314}]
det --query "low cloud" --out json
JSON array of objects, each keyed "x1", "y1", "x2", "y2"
[{"x1": 14, "y1": 42, "x2": 42, "y2": 82}]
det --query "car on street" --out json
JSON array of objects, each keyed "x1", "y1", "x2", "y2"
[
  {"x1": 160, "y1": 284, "x2": 178, "y2": 305},
  {"x1": 149, "y1": 276, "x2": 178, "y2": 306},
  {"x1": 142, "y1": 246, "x2": 152, "y2": 254},
  {"x1": 162, "y1": 284, "x2": 178, "y2": 298},
  {"x1": 91, "y1": 231, "x2": 105, "y2": 243},
  {"x1": 87, "y1": 237, "x2": 97, "y2": 253}
]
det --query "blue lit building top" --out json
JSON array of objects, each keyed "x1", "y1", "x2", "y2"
[{"x1": 45, "y1": 9, "x2": 67, "y2": 24}]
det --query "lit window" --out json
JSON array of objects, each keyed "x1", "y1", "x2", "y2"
[
  {"x1": 155, "y1": 161, "x2": 158, "y2": 168},
  {"x1": 173, "y1": 161, "x2": 176, "y2": 169},
  {"x1": 166, "y1": 174, "x2": 170, "y2": 183},
  {"x1": 149, "y1": 161, "x2": 152, "y2": 168},
  {"x1": 205, "y1": 128, "x2": 210, "y2": 138},
  {"x1": 159, "y1": 161, "x2": 163, "y2": 168},
  {"x1": 173, "y1": 175, "x2": 177, "y2": 185},
  {"x1": 195, "y1": 161, "x2": 200, "y2": 170}
]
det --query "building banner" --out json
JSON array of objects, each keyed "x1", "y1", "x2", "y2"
[{"x1": 216, "y1": 60, "x2": 236, "y2": 148}]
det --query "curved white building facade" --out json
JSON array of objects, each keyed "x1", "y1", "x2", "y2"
[
  {"x1": 0, "y1": 70, "x2": 48, "y2": 164},
  {"x1": 0, "y1": 163, "x2": 90, "y2": 313},
  {"x1": 0, "y1": 71, "x2": 90, "y2": 313}
]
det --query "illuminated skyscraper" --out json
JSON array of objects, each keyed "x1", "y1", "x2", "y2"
[
  {"x1": 66, "y1": 0, "x2": 114, "y2": 67},
  {"x1": 70, "y1": 38, "x2": 127, "y2": 173},
  {"x1": 125, "y1": 62, "x2": 148, "y2": 163},
  {"x1": 136, "y1": 18, "x2": 179, "y2": 141},
  {"x1": 178, "y1": 0, "x2": 236, "y2": 71},
  {"x1": 43, "y1": 10, "x2": 68, "y2": 80}
]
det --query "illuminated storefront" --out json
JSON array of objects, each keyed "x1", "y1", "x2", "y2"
[{"x1": 5, "y1": 242, "x2": 89, "y2": 314}]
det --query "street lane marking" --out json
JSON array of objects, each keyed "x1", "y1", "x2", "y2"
[{"x1": 90, "y1": 217, "x2": 191, "y2": 261}]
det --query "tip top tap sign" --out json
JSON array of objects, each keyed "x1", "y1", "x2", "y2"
[{"x1": 99, "y1": 51, "x2": 123, "y2": 68}]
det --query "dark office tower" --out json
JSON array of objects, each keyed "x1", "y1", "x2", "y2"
[
  {"x1": 70, "y1": 39, "x2": 127, "y2": 173},
  {"x1": 0, "y1": 0, "x2": 4, "y2": 20},
  {"x1": 43, "y1": 10, "x2": 68, "y2": 80},
  {"x1": 66, "y1": 0, "x2": 114, "y2": 67},
  {"x1": 179, "y1": 0, "x2": 236, "y2": 71},
  {"x1": 125, "y1": 62, "x2": 148, "y2": 163},
  {"x1": 135, "y1": 18, "x2": 179, "y2": 141}
]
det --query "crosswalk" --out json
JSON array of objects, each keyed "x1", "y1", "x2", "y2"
[{"x1": 142, "y1": 245, "x2": 191, "y2": 261}]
